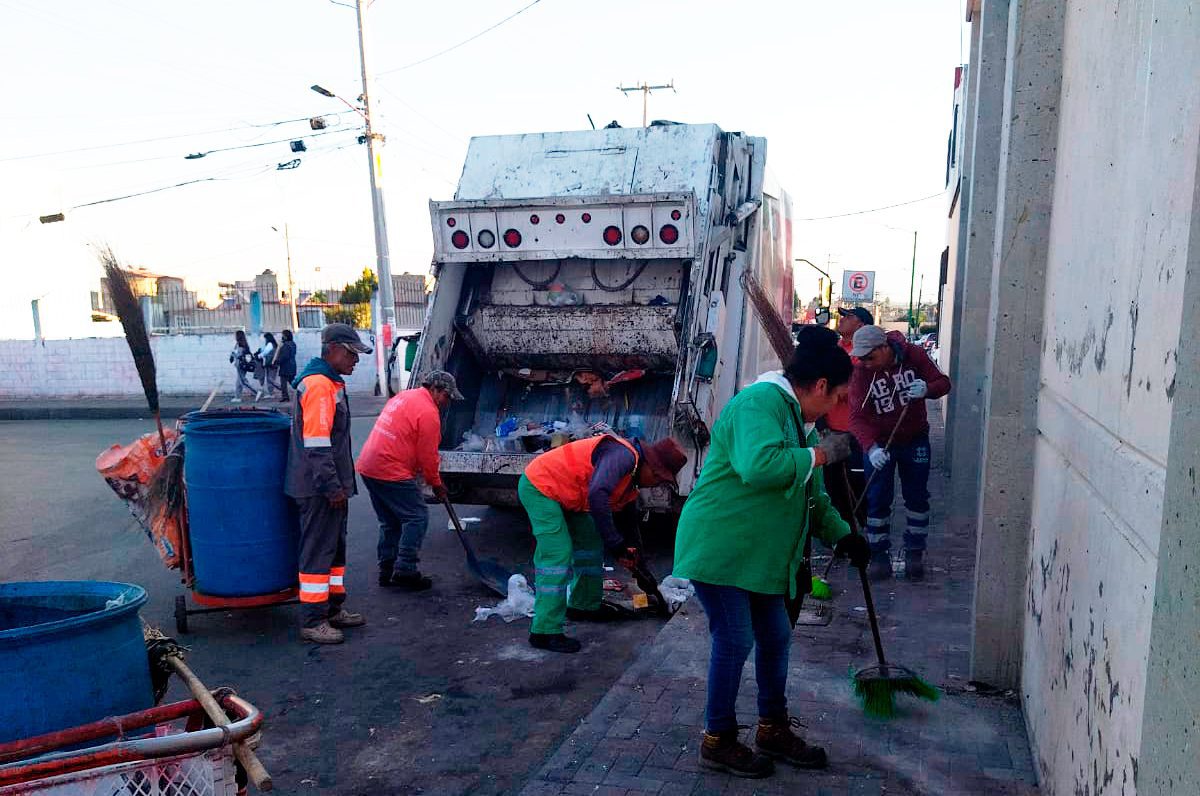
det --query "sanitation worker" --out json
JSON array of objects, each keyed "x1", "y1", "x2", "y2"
[
  {"x1": 357, "y1": 370, "x2": 464, "y2": 592},
  {"x1": 518, "y1": 433, "x2": 688, "y2": 654},
  {"x1": 673, "y1": 325, "x2": 869, "y2": 778},
  {"x1": 848, "y1": 324, "x2": 952, "y2": 581},
  {"x1": 284, "y1": 322, "x2": 372, "y2": 644}
]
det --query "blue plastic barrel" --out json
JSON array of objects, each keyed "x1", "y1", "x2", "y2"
[
  {"x1": 0, "y1": 581, "x2": 153, "y2": 743},
  {"x1": 183, "y1": 412, "x2": 297, "y2": 597}
]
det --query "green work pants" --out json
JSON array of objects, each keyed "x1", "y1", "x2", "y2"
[{"x1": 518, "y1": 474, "x2": 604, "y2": 635}]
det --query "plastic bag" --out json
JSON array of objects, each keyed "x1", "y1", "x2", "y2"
[
  {"x1": 659, "y1": 575, "x2": 695, "y2": 609},
  {"x1": 473, "y1": 574, "x2": 536, "y2": 623},
  {"x1": 97, "y1": 430, "x2": 183, "y2": 569}
]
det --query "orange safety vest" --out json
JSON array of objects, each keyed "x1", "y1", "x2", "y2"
[{"x1": 524, "y1": 435, "x2": 640, "y2": 513}]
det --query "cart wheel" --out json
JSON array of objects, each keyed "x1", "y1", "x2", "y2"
[{"x1": 174, "y1": 595, "x2": 189, "y2": 634}]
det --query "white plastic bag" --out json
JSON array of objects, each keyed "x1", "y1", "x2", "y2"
[{"x1": 473, "y1": 574, "x2": 536, "y2": 623}]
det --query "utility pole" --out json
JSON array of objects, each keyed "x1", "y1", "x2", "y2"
[
  {"x1": 283, "y1": 223, "x2": 299, "y2": 331},
  {"x1": 907, "y1": 230, "x2": 918, "y2": 337},
  {"x1": 355, "y1": 0, "x2": 394, "y2": 394},
  {"x1": 617, "y1": 80, "x2": 675, "y2": 127}
]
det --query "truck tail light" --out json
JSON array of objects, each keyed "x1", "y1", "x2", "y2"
[
  {"x1": 477, "y1": 229, "x2": 496, "y2": 249},
  {"x1": 529, "y1": 214, "x2": 540, "y2": 225},
  {"x1": 446, "y1": 217, "x2": 457, "y2": 227},
  {"x1": 581, "y1": 212, "x2": 592, "y2": 223},
  {"x1": 503, "y1": 229, "x2": 522, "y2": 248},
  {"x1": 555, "y1": 213, "x2": 566, "y2": 224},
  {"x1": 451, "y1": 230, "x2": 469, "y2": 249},
  {"x1": 630, "y1": 225, "x2": 650, "y2": 245},
  {"x1": 603, "y1": 225, "x2": 622, "y2": 246},
  {"x1": 670, "y1": 209, "x2": 682, "y2": 221},
  {"x1": 659, "y1": 224, "x2": 679, "y2": 245}
]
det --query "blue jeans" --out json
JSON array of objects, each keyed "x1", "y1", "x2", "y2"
[
  {"x1": 692, "y1": 581, "x2": 791, "y2": 733},
  {"x1": 862, "y1": 432, "x2": 931, "y2": 553},
  {"x1": 362, "y1": 476, "x2": 429, "y2": 574}
]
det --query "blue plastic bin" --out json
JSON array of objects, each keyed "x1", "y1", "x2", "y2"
[
  {"x1": 183, "y1": 412, "x2": 297, "y2": 597},
  {"x1": 0, "y1": 581, "x2": 153, "y2": 743}
]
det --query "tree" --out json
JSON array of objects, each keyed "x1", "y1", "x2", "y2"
[{"x1": 340, "y1": 268, "x2": 378, "y2": 305}]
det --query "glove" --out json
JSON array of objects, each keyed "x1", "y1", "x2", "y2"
[
  {"x1": 868, "y1": 445, "x2": 891, "y2": 469},
  {"x1": 432, "y1": 484, "x2": 449, "y2": 502},
  {"x1": 905, "y1": 379, "x2": 928, "y2": 399},
  {"x1": 815, "y1": 432, "x2": 852, "y2": 466},
  {"x1": 834, "y1": 533, "x2": 871, "y2": 569}
]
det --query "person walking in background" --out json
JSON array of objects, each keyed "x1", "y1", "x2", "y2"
[
  {"x1": 672, "y1": 326, "x2": 867, "y2": 779},
  {"x1": 254, "y1": 332, "x2": 278, "y2": 401},
  {"x1": 357, "y1": 370, "x2": 464, "y2": 592},
  {"x1": 229, "y1": 330, "x2": 255, "y2": 403},
  {"x1": 276, "y1": 329, "x2": 298, "y2": 402},
  {"x1": 284, "y1": 323, "x2": 373, "y2": 644},
  {"x1": 821, "y1": 306, "x2": 874, "y2": 529},
  {"x1": 848, "y1": 324, "x2": 952, "y2": 582}
]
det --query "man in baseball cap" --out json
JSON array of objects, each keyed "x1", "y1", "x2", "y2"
[
  {"x1": 321, "y1": 322, "x2": 373, "y2": 354},
  {"x1": 837, "y1": 306, "x2": 874, "y2": 327},
  {"x1": 357, "y1": 368, "x2": 465, "y2": 592}
]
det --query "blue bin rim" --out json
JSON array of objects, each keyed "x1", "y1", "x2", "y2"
[
  {"x1": 184, "y1": 413, "x2": 291, "y2": 436},
  {"x1": 0, "y1": 581, "x2": 147, "y2": 645}
]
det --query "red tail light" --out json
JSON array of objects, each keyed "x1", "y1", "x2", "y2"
[
  {"x1": 451, "y1": 230, "x2": 469, "y2": 249},
  {"x1": 555, "y1": 213, "x2": 566, "y2": 224},
  {"x1": 529, "y1": 214, "x2": 540, "y2": 225},
  {"x1": 446, "y1": 217, "x2": 457, "y2": 227},
  {"x1": 477, "y1": 229, "x2": 496, "y2": 249},
  {"x1": 630, "y1": 225, "x2": 650, "y2": 245},
  {"x1": 659, "y1": 224, "x2": 679, "y2": 244},
  {"x1": 581, "y1": 212, "x2": 592, "y2": 223},
  {"x1": 503, "y1": 229, "x2": 522, "y2": 248},
  {"x1": 602, "y1": 225, "x2": 622, "y2": 246},
  {"x1": 670, "y1": 209, "x2": 682, "y2": 221}
]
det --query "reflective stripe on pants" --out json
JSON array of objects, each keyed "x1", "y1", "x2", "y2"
[{"x1": 519, "y1": 474, "x2": 604, "y2": 635}]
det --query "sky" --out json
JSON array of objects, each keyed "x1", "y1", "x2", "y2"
[{"x1": 0, "y1": 0, "x2": 968, "y2": 338}]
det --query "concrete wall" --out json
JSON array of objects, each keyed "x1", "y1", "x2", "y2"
[
  {"x1": 0, "y1": 330, "x2": 381, "y2": 398},
  {"x1": 1021, "y1": 2, "x2": 1200, "y2": 793}
]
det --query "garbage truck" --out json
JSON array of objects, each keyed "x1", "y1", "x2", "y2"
[{"x1": 412, "y1": 121, "x2": 795, "y2": 512}]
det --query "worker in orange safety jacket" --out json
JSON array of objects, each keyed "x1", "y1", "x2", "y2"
[
  {"x1": 518, "y1": 434, "x2": 688, "y2": 654},
  {"x1": 284, "y1": 323, "x2": 372, "y2": 645}
]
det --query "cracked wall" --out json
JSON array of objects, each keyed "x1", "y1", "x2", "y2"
[{"x1": 1024, "y1": 1, "x2": 1200, "y2": 794}]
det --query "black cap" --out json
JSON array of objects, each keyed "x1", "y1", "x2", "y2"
[
  {"x1": 321, "y1": 322, "x2": 373, "y2": 354},
  {"x1": 838, "y1": 306, "x2": 874, "y2": 325}
]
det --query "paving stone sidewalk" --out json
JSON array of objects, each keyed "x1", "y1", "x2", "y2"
[{"x1": 521, "y1": 407, "x2": 1038, "y2": 796}]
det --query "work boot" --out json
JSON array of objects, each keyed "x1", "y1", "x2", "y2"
[
  {"x1": 328, "y1": 608, "x2": 366, "y2": 628},
  {"x1": 904, "y1": 549, "x2": 925, "y2": 581},
  {"x1": 699, "y1": 729, "x2": 774, "y2": 778},
  {"x1": 528, "y1": 633, "x2": 582, "y2": 654},
  {"x1": 378, "y1": 560, "x2": 394, "y2": 587},
  {"x1": 300, "y1": 621, "x2": 344, "y2": 645},
  {"x1": 755, "y1": 717, "x2": 828, "y2": 769},
  {"x1": 867, "y1": 550, "x2": 893, "y2": 581},
  {"x1": 388, "y1": 570, "x2": 433, "y2": 591}
]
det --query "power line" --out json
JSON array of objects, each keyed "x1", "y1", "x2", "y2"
[
  {"x1": 184, "y1": 128, "x2": 356, "y2": 159},
  {"x1": 0, "y1": 113, "x2": 352, "y2": 164},
  {"x1": 795, "y1": 191, "x2": 945, "y2": 221},
  {"x1": 376, "y1": 0, "x2": 544, "y2": 76}
]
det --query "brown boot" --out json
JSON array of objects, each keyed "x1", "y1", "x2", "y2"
[
  {"x1": 328, "y1": 608, "x2": 366, "y2": 628},
  {"x1": 300, "y1": 621, "x2": 345, "y2": 645},
  {"x1": 699, "y1": 730, "x2": 774, "y2": 778},
  {"x1": 754, "y1": 717, "x2": 828, "y2": 769}
]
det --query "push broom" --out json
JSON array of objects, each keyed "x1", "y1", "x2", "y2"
[{"x1": 839, "y1": 466, "x2": 939, "y2": 717}]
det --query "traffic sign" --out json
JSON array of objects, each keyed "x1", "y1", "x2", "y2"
[{"x1": 842, "y1": 270, "x2": 875, "y2": 302}]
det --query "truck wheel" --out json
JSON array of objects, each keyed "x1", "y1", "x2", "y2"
[{"x1": 174, "y1": 595, "x2": 189, "y2": 634}]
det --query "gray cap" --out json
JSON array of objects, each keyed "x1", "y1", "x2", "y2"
[
  {"x1": 421, "y1": 369, "x2": 465, "y2": 400},
  {"x1": 850, "y1": 325, "x2": 888, "y2": 358},
  {"x1": 321, "y1": 323, "x2": 372, "y2": 354}
]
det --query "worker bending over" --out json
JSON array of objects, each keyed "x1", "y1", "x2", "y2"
[
  {"x1": 519, "y1": 434, "x2": 687, "y2": 654},
  {"x1": 284, "y1": 323, "x2": 372, "y2": 644}
]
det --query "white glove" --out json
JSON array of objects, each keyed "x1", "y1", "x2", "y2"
[
  {"x1": 906, "y1": 379, "x2": 928, "y2": 399},
  {"x1": 868, "y1": 445, "x2": 891, "y2": 469}
]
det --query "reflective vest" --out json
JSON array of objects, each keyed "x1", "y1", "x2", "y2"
[{"x1": 524, "y1": 435, "x2": 640, "y2": 513}]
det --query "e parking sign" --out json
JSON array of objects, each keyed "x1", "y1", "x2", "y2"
[{"x1": 842, "y1": 270, "x2": 875, "y2": 302}]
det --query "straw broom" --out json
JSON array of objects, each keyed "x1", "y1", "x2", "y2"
[{"x1": 740, "y1": 271, "x2": 796, "y2": 363}]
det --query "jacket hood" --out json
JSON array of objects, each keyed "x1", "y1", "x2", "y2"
[
  {"x1": 752, "y1": 371, "x2": 816, "y2": 436},
  {"x1": 293, "y1": 356, "x2": 345, "y2": 388}
]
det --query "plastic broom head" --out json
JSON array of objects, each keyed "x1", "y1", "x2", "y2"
[{"x1": 809, "y1": 577, "x2": 833, "y2": 601}]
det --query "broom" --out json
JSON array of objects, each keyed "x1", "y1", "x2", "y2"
[
  {"x1": 101, "y1": 247, "x2": 166, "y2": 452},
  {"x1": 841, "y1": 465, "x2": 939, "y2": 717},
  {"x1": 740, "y1": 271, "x2": 796, "y2": 363}
]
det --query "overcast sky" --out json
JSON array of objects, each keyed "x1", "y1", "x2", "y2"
[{"x1": 0, "y1": 0, "x2": 967, "y2": 337}]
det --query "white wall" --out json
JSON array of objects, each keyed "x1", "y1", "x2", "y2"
[
  {"x1": 1023, "y1": 2, "x2": 1199, "y2": 793},
  {"x1": 0, "y1": 330, "x2": 380, "y2": 398}
]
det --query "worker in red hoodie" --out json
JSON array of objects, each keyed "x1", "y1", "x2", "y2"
[{"x1": 847, "y1": 325, "x2": 951, "y2": 581}]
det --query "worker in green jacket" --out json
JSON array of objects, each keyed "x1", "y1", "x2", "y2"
[{"x1": 673, "y1": 324, "x2": 871, "y2": 780}]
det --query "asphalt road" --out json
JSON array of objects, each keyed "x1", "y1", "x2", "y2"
[{"x1": 0, "y1": 417, "x2": 675, "y2": 795}]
